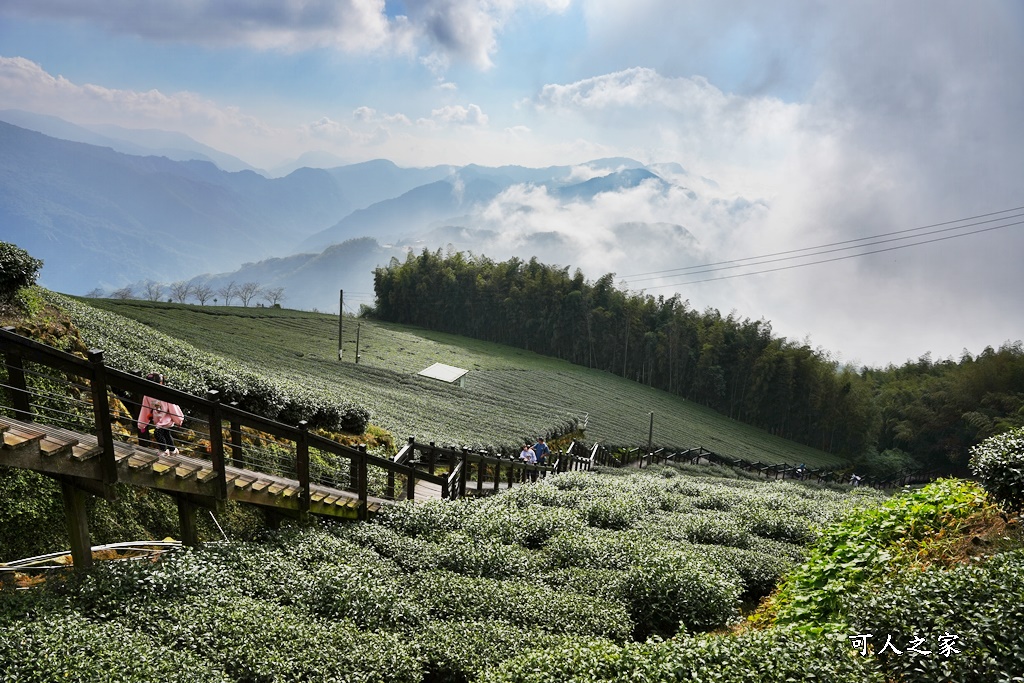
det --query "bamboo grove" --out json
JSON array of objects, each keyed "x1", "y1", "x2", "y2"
[{"x1": 373, "y1": 250, "x2": 1024, "y2": 470}]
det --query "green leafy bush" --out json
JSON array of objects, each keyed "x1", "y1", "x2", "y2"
[
  {"x1": 844, "y1": 549, "x2": 1024, "y2": 682},
  {"x1": 480, "y1": 626, "x2": 885, "y2": 683},
  {"x1": 0, "y1": 242, "x2": 43, "y2": 303},
  {"x1": 969, "y1": 425, "x2": 1024, "y2": 512},
  {"x1": 0, "y1": 612, "x2": 230, "y2": 683},
  {"x1": 624, "y1": 550, "x2": 742, "y2": 638},
  {"x1": 766, "y1": 479, "x2": 999, "y2": 629}
]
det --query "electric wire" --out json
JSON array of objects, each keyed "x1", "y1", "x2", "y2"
[
  {"x1": 620, "y1": 205, "x2": 1024, "y2": 280},
  {"x1": 638, "y1": 218, "x2": 1024, "y2": 289}
]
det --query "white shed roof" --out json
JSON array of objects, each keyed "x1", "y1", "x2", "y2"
[{"x1": 418, "y1": 362, "x2": 468, "y2": 383}]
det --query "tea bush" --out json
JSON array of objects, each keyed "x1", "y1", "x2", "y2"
[
  {"x1": 0, "y1": 612, "x2": 229, "y2": 683},
  {"x1": 0, "y1": 241, "x2": 43, "y2": 303},
  {"x1": 624, "y1": 549, "x2": 742, "y2": 638},
  {"x1": 406, "y1": 570, "x2": 634, "y2": 640},
  {"x1": 46, "y1": 291, "x2": 370, "y2": 433},
  {"x1": 843, "y1": 549, "x2": 1024, "y2": 683},
  {"x1": 969, "y1": 425, "x2": 1024, "y2": 512},
  {"x1": 480, "y1": 626, "x2": 885, "y2": 683}
]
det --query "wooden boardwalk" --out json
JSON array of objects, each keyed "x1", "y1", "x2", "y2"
[
  {"x1": 0, "y1": 415, "x2": 382, "y2": 519},
  {"x1": 0, "y1": 325, "x2": 597, "y2": 569}
]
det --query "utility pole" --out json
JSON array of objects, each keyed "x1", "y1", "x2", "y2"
[
  {"x1": 338, "y1": 289, "x2": 343, "y2": 360},
  {"x1": 355, "y1": 323, "x2": 361, "y2": 364}
]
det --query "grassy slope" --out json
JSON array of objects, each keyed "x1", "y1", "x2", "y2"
[{"x1": 81, "y1": 299, "x2": 845, "y2": 467}]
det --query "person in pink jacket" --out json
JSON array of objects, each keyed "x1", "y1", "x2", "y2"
[{"x1": 137, "y1": 372, "x2": 184, "y2": 455}]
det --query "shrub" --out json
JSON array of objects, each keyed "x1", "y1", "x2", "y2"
[
  {"x1": 765, "y1": 479, "x2": 1000, "y2": 629},
  {"x1": 844, "y1": 549, "x2": 1024, "y2": 682},
  {"x1": 969, "y1": 425, "x2": 1024, "y2": 512},
  {"x1": 0, "y1": 242, "x2": 43, "y2": 303},
  {"x1": 480, "y1": 626, "x2": 885, "y2": 683},
  {"x1": 0, "y1": 612, "x2": 229, "y2": 683},
  {"x1": 407, "y1": 570, "x2": 634, "y2": 640},
  {"x1": 624, "y1": 550, "x2": 742, "y2": 638}
]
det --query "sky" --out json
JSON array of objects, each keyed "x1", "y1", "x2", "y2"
[{"x1": 0, "y1": 0, "x2": 1022, "y2": 368}]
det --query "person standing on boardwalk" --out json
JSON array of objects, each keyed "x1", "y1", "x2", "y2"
[
  {"x1": 521, "y1": 441, "x2": 538, "y2": 482},
  {"x1": 533, "y1": 437, "x2": 550, "y2": 468},
  {"x1": 138, "y1": 372, "x2": 184, "y2": 456}
]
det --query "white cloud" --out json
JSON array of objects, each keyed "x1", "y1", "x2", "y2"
[
  {"x1": 0, "y1": 0, "x2": 569, "y2": 70},
  {"x1": 419, "y1": 103, "x2": 489, "y2": 127},
  {"x1": 352, "y1": 106, "x2": 411, "y2": 125},
  {"x1": 1, "y1": 0, "x2": 406, "y2": 54},
  {"x1": 0, "y1": 56, "x2": 267, "y2": 132}
]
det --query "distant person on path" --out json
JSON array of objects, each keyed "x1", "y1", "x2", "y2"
[
  {"x1": 533, "y1": 437, "x2": 550, "y2": 467},
  {"x1": 138, "y1": 372, "x2": 184, "y2": 456},
  {"x1": 520, "y1": 442, "x2": 537, "y2": 482}
]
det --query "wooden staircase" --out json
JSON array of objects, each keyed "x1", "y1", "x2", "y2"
[{"x1": 0, "y1": 416, "x2": 381, "y2": 520}]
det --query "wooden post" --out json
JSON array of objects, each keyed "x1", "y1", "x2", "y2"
[
  {"x1": 206, "y1": 390, "x2": 227, "y2": 501},
  {"x1": 404, "y1": 437, "x2": 416, "y2": 501},
  {"x1": 427, "y1": 442, "x2": 437, "y2": 475},
  {"x1": 357, "y1": 445, "x2": 368, "y2": 521},
  {"x1": 338, "y1": 290, "x2": 343, "y2": 361},
  {"x1": 459, "y1": 448, "x2": 468, "y2": 498},
  {"x1": 60, "y1": 480, "x2": 92, "y2": 570},
  {"x1": 87, "y1": 350, "x2": 117, "y2": 485},
  {"x1": 296, "y1": 421, "x2": 310, "y2": 515},
  {"x1": 177, "y1": 496, "x2": 199, "y2": 548}
]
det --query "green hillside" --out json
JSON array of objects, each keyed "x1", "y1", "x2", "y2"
[{"x1": 77, "y1": 297, "x2": 845, "y2": 467}]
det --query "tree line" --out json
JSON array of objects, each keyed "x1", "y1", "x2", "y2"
[
  {"x1": 373, "y1": 250, "x2": 1024, "y2": 471},
  {"x1": 88, "y1": 280, "x2": 286, "y2": 308}
]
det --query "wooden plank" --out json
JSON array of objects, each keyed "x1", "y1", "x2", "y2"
[
  {"x1": 175, "y1": 464, "x2": 200, "y2": 480},
  {"x1": 151, "y1": 460, "x2": 175, "y2": 476},
  {"x1": 281, "y1": 486, "x2": 299, "y2": 498},
  {"x1": 310, "y1": 491, "x2": 328, "y2": 503},
  {"x1": 231, "y1": 476, "x2": 256, "y2": 490},
  {"x1": 267, "y1": 483, "x2": 285, "y2": 495},
  {"x1": 250, "y1": 479, "x2": 271, "y2": 493},
  {"x1": 3, "y1": 425, "x2": 44, "y2": 450},
  {"x1": 127, "y1": 453, "x2": 159, "y2": 470},
  {"x1": 196, "y1": 468, "x2": 218, "y2": 483},
  {"x1": 72, "y1": 442, "x2": 103, "y2": 461}
]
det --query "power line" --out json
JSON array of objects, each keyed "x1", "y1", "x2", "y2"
[
  {"x1": 636, "y1": 218, "x2": 1024, "y2": 290},
  {"x1": 620, "y1": 206, "x2": 1024, "y2": 281}
]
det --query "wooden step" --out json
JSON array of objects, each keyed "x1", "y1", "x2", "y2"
[
  {"x1": 2, "y1": 424, "x2": 44, "y2": 451},
  {"x1": 151, "y1": 459, "x2": 176, "y2": 476},
  {"x1": 127, "y1": 453, "x2": 159, "y2": 470},
  {"x1": 196, "y1": 468, "x2": 218, "y2": 483},
  {"x1": 174, "y1": 463, "x2": 201, "y2": 480},
  {"x1": 267, "y1": 483, "x2": 285, "y2": 496},
  {"x1": 250, "y1": 479, "x2": 271, "y2": 493}
]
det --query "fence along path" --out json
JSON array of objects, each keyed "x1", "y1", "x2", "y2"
[{"x1": 0, "y1": 327, "x2": 596, "y2": 570}]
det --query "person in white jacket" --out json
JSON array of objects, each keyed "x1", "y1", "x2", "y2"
[{"x1": 137, "y1": 372, "x2": 184, "y2": 455}]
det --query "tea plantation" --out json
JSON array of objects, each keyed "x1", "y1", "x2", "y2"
[
  {"x1": 3, "y1": 463, "x2": 1021, "y2": 682},
  {"x1": 73, "y1": 294, "x2": 844, "y2": 466}
]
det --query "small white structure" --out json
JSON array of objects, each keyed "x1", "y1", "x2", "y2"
[{"x1": 418, "y1": 362, "x2": 468, "y2": 387}]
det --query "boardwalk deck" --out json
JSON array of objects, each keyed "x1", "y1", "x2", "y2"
[{"x1": 0, "y1": 415, "x2": 378, "y2": 520}]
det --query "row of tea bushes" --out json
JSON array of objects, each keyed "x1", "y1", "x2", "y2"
[
  {"x1": 46, "y1": 291, "x2": 370, "y2": 433},
  {"x1": 1, "y1": 465, "x2": 874, "y2": 682}
]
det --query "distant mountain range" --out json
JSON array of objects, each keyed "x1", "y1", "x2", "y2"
[{"x1": 0, "y1": 112, "x2": 700, "y2": 312}]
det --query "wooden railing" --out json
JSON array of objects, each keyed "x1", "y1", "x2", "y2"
[
  {"x1": 0, "y1": 326, "x2": 450, "y2": 518},
  {"x1": 604, "y1": 442, "x2": 937, "y2": 489}
]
